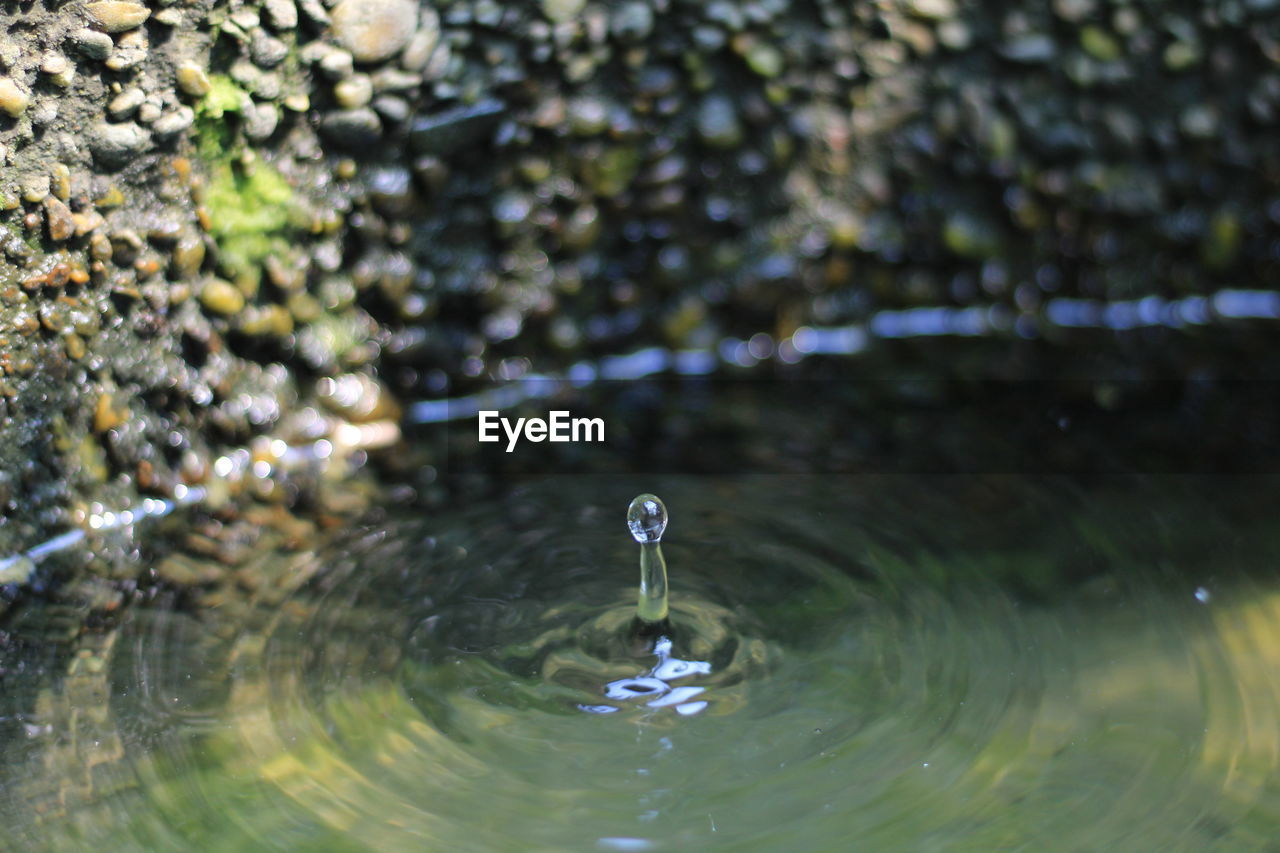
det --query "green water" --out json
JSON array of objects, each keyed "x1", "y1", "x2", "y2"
[{"x1": 3, "y1": 476, "x2": 1280, "y2": 851}]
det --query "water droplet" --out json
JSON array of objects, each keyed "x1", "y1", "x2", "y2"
[
  {"x1": 627, "y1": 494, "x2": 667, "y2": 543},
  {"x1": 630, "y1": 495, "x2": 670, "y2": 624}
]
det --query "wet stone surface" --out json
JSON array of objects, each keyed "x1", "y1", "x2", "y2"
[{"x1": 0, "y1": 0, "x2": 1277, "y2": 592}]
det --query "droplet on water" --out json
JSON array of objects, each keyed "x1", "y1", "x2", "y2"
[
  {"x1": 627, "y1": 494, "x2": 668, "y2": 543},
  {"x1": 629, "y1": 494, "x2": 670, "y2": 625}
]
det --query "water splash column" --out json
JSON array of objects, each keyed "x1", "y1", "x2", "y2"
[{"x1": 627, "y1": 494, "x2": 669, "y2": 627}]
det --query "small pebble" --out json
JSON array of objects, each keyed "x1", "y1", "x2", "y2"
[
  {"x1": 610, "y1": 2, "x2": 654, "y2": 41},
  {"x1": 1164, "y1": 42, "x2": 1200, "y2": 71},
  {"x1": 1000, "y1": 34, "x2": 1056, "y2": 64},
  {"x1": 1180, "y1": 104, "x2": 1218, "y2": 138},
  {"x1": 705, "y1": 0, "x2": 745, "y2": 31},
  {"x1": 250, "y1": 31, "x2": 289, "y2": 68},
  {"x1": 152, "y1": 106, "x2": 195, "y2": 138},
  {"x1": 107, "y1": 87, "x2": 145, "y2": 119},
  {"x1": 73, "y1": 210, "x2": 106, "y2": 236},
  {"x1": 200, "y1": 278, "x2": 246, "y2": 315},
  {"x1": 171, "y1": 231, "x2": 206, "y2": 278},
  {"x1": 371, "y1": 94, "x2": 409, "y2": 123},
  {"x1": 297, "y1": 0, "x2": 330, "y2": 27},
  {"x1": 906, "y1": 0, "x2": 956, "y2": 18},
  {"x1": 264, "y1": 0, "x2": 298, "y2": 30},
  {"x1": 371, "y1": 68, "x2": 419, "y2": 92},
  {"x1": 542, "y1": 0, "x2": 585, "y2": 24},
  {"x1": 319, "y1": 107, "x2": 383, "y2": 148},
  {"x1": 696, "y1": 95, "x2": 743, "y2": 148},
  {"x1": 239, "y1": 304, "x2": 293, "y2": 336},
  {"x1": 105, "y1": 29, "x2": 148, "y2": 71},
  {"x1": 153, "y1": 7, "x2": 183, "y2": 26},
  {"x1": 330, "y1": 0, "x2": 418, "y2": 63},
  {"x1": 1052, "y1": 0, "x2": 1095, "y2": 22},
  {"x1": 0, "y1": 77, "x2": 29, "y2": 118},
  {"x1": 90, "y1": 121, "x2": 152, "y2": 169},
  {"x1": 319, "y1": 49, "x2": 355, "y2": 80},
  {"x1": 400, "y1": 23, "x2": 440, "y2": 71},
  {"x1": 95, "y1": 184, "x2": 125, "y2": 208},
  {"x1": 242, "y1": 102, "x2": 280, "y2": 140},
  {"x1": 20, "y1": 173, "x2": 50, "y2": 203},
  {"x1": 937, "y1": 19, "x2": 972, "y2": 50},
  {"x1": 71, "y1": 28, "x2": 114, "y2": 60},
  {"x1": 229, "y1": 9, "x2": 260, "y2": 30},
  {"x1": 40, "y1": 54, "x2": 69, "y2": 76},
  {"x1": 40, "y1": 54, "x2": 76, "y2": 89},
  {"x1": 741, "y1": 39, "x2": 784, "y2": 78},
  {"x1": 84, "y1": 1, "x2": 151, "y2": 33},
  {"x1": 567, "y1": 96, "x2": 609, "y2": 135},
  {"x1": 175, "y1": 62, "x2": 212, "y2": 97},
  {"x1": 29, "y1": 101, "x2": 58, "y2": 127},
  {"x1": 64, "y1": 333, "x2": 87, "y2": 361},
  {"x1": 44, "y1": 197, "x2": 76, "y2": 242},
  {"x1": 50, "y1": 163, "x2": 71, "y2": 200},
  {"x1": 334, "y1": 74, "x2": 373, "y2": 109},
  {"x1": 1080, "y1": 26, "x2": 1122, "y2": 62}
]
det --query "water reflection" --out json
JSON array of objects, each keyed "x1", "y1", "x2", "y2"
[
  {"x1": 2, "y1": 476, "x2": 1280, "y2": 850},
  {"x1": 593, "y1": 636, "x2": 713, "y2": 716}
]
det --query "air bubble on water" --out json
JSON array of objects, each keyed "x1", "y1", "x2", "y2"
[{"x1": 627, "y1": 494, "x2": 667, "y2": 543}]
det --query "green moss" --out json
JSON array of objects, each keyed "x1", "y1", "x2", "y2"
[
  {"x1": 194, "y1": 75, "x2": 296, "y2": 290},
  {"x1": 199, "y1": 75, "x2": 248, "y2": 120},
  {"x1": 943, "y1": 211, "x2": 1003, "y2": 260},
  {"x1": 1201, "y1": 209, "x2": 1242, "y2": 271},
  {"x1": 581, "y1": 145, "x2": 641, "y2": 198},
  {"x1": 1080, "y1": 26, "x2": 1122, "y2": 63},
  {"x1": 194, "y1": 75, "x2": 247, "y2": 159},
  {"x1": 204, "y1": 160, "x2": 294, "y2": 289}
]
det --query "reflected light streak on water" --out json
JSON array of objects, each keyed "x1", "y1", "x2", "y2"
[{"x1": 407, "y1": 290, "x2": 1280, "y2": 424}]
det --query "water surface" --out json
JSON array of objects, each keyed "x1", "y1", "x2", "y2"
[{"x1": 2, "y1": 475, "x2": 1279, "y2": 851}]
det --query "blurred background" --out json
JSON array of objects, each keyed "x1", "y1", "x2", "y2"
[{"x1": 0, "y1": 0, "x2": 1278, "y2": 543}]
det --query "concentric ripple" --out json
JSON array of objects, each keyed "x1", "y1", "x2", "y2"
[{"x1": 4, "y1": 476, "x2": 1280, "y2": 851}]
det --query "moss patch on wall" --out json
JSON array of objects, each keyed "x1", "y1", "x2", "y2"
[{"x1": 196, "y1": 75, "x2": 295, "y2": 291}]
